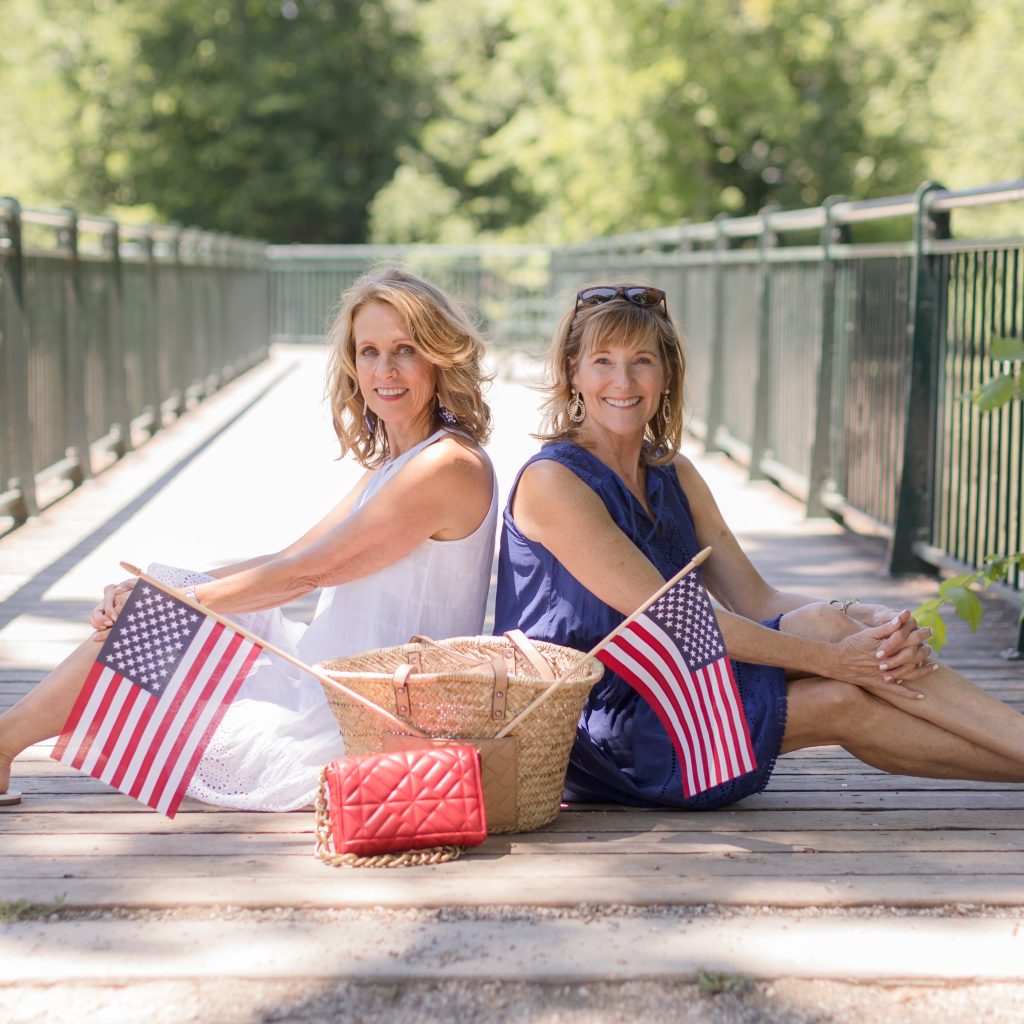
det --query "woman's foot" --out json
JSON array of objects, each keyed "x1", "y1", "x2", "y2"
[{"x1": 0, "y1": 748, "x2": 21, "y2": 805}]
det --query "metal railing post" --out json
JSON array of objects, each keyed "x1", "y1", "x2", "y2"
[
  {"x1": 703, "y1": 215, "x2": 729, "y2": 452},
  {"x1": 749, "y1": 205, "x2": 779, "y2": 480},
  {"x1": 889, "y1": 182, "x2": 950, "y2": 574},
  {"x1": 806, "y1": 196, "x2": 846, "y2": 517},
  {"x1": 104, "y1": 218, "x2": 131, "y2": 457},
  {"x1": 141, "y1": 226, "x2": 162, "y2": 436},
  {"x1": 62, "y1": 207, "x2": 91, "y2": 485},
  {"x1": 0, "y1": 197, "x2": 38, "y2": 521},
  {"x1": 168, "y1": 226, "x2": 188, "y2": 417}
]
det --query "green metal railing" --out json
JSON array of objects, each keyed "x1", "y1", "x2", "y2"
[
  {"x1": 0, "y1": 199, "x2": 269, "y2": 525},
  {"x1": 267, "y1": 243, "x2": 552, "y2": 348},
  {"x1": 4, "y1": 182, "x2": 1021, "y2": 651},
  {"x1": 550, "y1": 181, "x2": 1024, "y2": 652},
  {"x1": 267, "y1": 180, "x2": 1024, "y2": 653}
]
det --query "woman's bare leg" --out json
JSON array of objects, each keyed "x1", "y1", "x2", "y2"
[
  {"x1": 780, "y1": 602, "x2": 1024, "y2": 765},
  {"x1": 782, "y1": 676, "x2": 1024, "y2": 782},
  {"x1": 0, "y1": 636, "x2": 102, "y2": 795}
]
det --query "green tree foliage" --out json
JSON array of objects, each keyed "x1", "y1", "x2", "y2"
[
  {"x1": 370, "y1": 0, "x2": 955, "y2": 243},
  {"x1": 0, "y1": 0, "x2": 138, "y2": 213},
  {"x1": 118, "y1": 0, "x2": 421, "y2": 242},
  {"x1": 1, "y1": 0, "x2": 421, "y2": 242},
  {"x1": 2, "y1": 0, "x2": 1019, "y2": 244},
  {"x1": 926, "y1": 1, "x2": 1024, "y2": 190}
]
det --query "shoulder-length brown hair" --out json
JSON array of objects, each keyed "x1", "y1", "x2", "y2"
[
  {"x1": 324, "y1": 266, "x2": 492, "y2": 466},
  {"x1": 536, "y1": 286, "x2": 687, "y2": 465}
]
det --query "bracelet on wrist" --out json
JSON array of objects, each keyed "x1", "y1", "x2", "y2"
[{"x1": 829, "y1": 597, "x2": 858, "y2": 615}]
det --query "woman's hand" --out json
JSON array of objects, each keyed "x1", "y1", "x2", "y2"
[
  {"x1": 843, "y1": 603, "x2": 935, "y2": 679},
  {"x1": 89, "y1": 579, "x2": 136, "y2": 633},
  {"x1": 830, "y1": 612, "x2": 933, "y2": 698}
]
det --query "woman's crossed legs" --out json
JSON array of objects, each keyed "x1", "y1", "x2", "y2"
[{"x1": 779, "y1": 602, "x2": 1024, "y2": 782}]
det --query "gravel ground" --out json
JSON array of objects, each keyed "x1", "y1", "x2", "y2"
[
  {"x1": 4, "y1": 906, "x2": 1024, "y2": 1023},
  {"x1": 15, "y1": 902, "x2": 1024, "y2": 923},
  {"x1": 5, "y1": 977, "x2": 1024, "y2": 1024}
]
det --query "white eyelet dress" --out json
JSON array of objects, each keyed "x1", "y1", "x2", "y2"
[{"x1": 149, "y1": 429, "x2": 498, "y2": 811}]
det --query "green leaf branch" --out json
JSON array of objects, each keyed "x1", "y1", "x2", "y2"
[
  {"x1": 914, "y1": 557, "x2": 1024, "y2": 653},
  {"x1": 961, "y1": 336, "x2": 1024, "y2": 410},
  {"x1": 921, "y1": 338, "x2": 1023, "y2": 652}
]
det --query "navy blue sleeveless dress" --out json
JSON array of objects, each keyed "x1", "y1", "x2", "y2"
[{"x1": 493, "y1": 442, "x2": 788, "y2": 810}]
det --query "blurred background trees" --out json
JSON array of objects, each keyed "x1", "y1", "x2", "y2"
[{"x1": 1, "y1": 0, "x2": 1018, "y2": 243}]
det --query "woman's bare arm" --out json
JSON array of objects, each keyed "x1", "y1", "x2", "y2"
[{"x1": 511, "y1": 458, "x2": 918, "y2": 697}]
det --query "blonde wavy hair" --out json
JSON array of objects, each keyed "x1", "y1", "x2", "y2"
[
  {"x1": 325, "y1": 266, "x2": 492, "y2": 466},
  {"x1": 537, "y1": 286, "x2": 686, "y2": 466}
]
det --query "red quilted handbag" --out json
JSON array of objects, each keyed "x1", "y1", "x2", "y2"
[{"x1": 314, "y1": 745, "x2": 487, "y2": 866}]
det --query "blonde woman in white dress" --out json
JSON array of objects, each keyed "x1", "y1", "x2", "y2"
[{"x1": 0, "y1": 267, "x2": 498, "y2": 811}]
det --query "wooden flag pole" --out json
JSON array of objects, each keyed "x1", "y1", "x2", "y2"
[
  {"x1": 494, "y1": 546, "x2": 713, "y2": 740},
  {"x1": 120, "y1": 562, "x2": 428, "y2": 738}
]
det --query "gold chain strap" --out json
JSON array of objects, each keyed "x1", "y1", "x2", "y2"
[{"x1": 313, "y1": 766, "x2": 465, "y2": 869}]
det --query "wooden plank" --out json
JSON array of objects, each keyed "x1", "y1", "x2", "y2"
[
  {"x1": 4, "y1": 808, "x2": 1024, "y2": 834},
  {"x1": 6, "y1": 787, "x2": 1024, "y2": 814},
  {"x1": 11, "y1": 766, "x2": 1021, "y2": 794},
  {"x1": 0, "y1": 811, "x2": 312, "y2": 833},
  {"x1": 5, "y1": 828, "x2": 1024, "y2": 858},
  {"x1": 541, "y1": 809, "x2": 1024, "y2": 832},
  {"x1": 4, "y1": 850, "x2": 1024, "y2": 882}
]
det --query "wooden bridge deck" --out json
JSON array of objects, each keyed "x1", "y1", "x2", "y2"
[{"x1": 2, "y1": 348, "x2": 1023, "y2": 914}]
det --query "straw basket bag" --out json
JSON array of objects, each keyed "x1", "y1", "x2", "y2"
[{"x1": 318, "y1": 631, "x2": 603, "y2": 833}]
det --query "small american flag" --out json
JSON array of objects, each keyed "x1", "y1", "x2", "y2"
[
  {"x1": 52, "y1": 580, "x2": 262, "y2": 817},
  {"x1": 596, "y1": 568, "x2": 756, "y2": 797}
]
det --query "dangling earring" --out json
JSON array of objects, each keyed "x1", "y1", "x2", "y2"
[
  {"x1": 363, "y1": 401, "x2": 375, "y2": 433},
  {"x1": 567, "y1": 390, "x2": 586, "y2": 424},
  {"x1": 437, "y1": 402, "x2": 458, "y2": 426},
  {"x1": 661, "y1": 389, "x2": 671, "y2": 421}
]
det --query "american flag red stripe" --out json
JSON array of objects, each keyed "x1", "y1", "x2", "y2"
[
  {"x1": 600, "y1": 623, "x2": 715, "y2": 794},
  {"x1": 53, "y1": 580, "x2": 262, "y2": 817},
  {"x1": 124, "y1": 623, "x2": 226, "y2": 805},
  {"x1": 595, "y1": 569, "x2": 756, "y2": 798},
  {"x1": 165, "y1": 641, "x2": 262, "y2": 817}
]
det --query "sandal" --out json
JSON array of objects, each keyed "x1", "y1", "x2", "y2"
[{"x1": 0, "y1": 790, "x2": 22, "y2": 806}]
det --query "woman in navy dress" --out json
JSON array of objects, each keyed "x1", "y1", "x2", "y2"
[{"x1": 494, "y1": 284, "x2": 1024, "y2": 809}]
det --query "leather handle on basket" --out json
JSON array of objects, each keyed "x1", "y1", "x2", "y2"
[
  {"x1": 393, "y1": 648, "x2": 509, "y2": 722},
  {"x1": 503, "y1": 629, "x2": 555, "y2": 681},
  {"x1": 489, "y1": 656, "x2": 508, "y2": 722},
  {"x1": 406, "y1": 632, "x2": 555, "y2": 682},
  {"x1": 392, "y1": 664, "x2": 413, "y2": 718},
  {"x1": 407, "y1": 634, "x2": 483, "y2": 667}
]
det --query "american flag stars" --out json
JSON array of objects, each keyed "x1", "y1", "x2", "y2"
[
  {"x1": 647, "y1": 571, "x2": 725, "y2": 668},
  {"x1": 97, "y1": 585, "x2": 205, "y2": 696}
]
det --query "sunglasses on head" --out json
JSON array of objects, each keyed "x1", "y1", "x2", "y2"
[{"x1": 574, "y1": 285, "x2": 668, "y2": 315}]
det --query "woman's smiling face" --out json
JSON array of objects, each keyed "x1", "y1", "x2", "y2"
[
  {"x1": 353, "y1": 300, "x2": 437, "y2": 444},
  {"x1": 571, "y1": 337, "x2": 666, "y2": 442}
]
